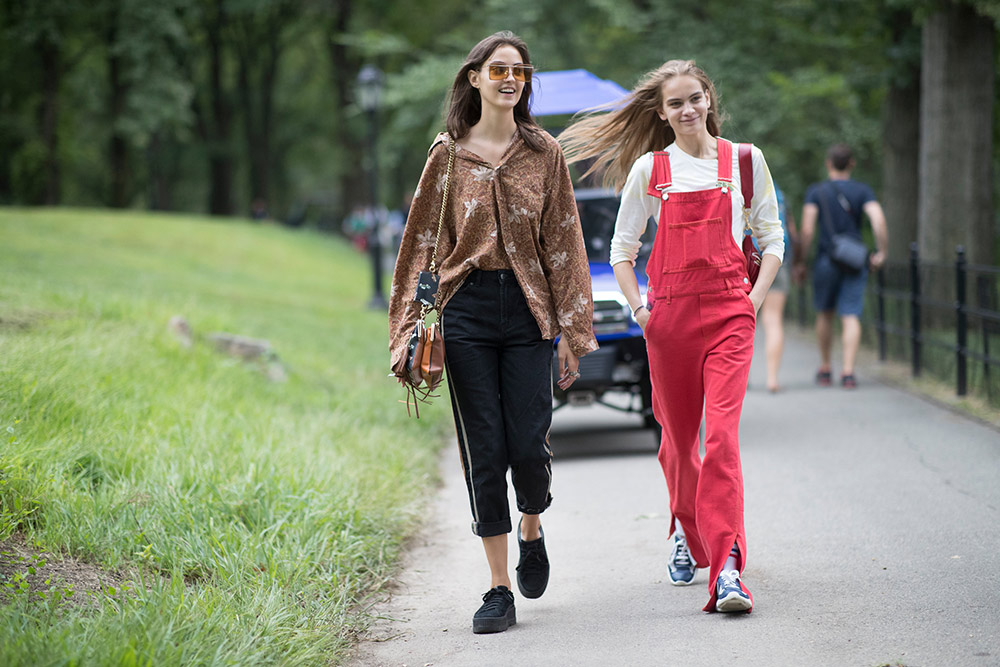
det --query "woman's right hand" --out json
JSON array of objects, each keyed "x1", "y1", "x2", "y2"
[{"x1": 635, "y1": 306, "x2": 651, "y2": 333}]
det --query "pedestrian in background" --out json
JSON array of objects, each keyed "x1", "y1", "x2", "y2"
[
  {"x1": 560, "y1": 59, "x2": 784, "y2": 613},
  {"x1": 388, "y1": 31, "x2": 596, "y2": 634},
  {"x1": 760, "y1": 184, "x2": 799, "y2": 393},
  {"x1": 797, "y1": 143, "x2": 889, "y2": 389}
]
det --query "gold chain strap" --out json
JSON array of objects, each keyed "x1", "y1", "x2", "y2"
[
  {"x1": 428, "y1": 137, "x2": 455, "y2": 275},
  {"x1": 418, "y1": 136, "x2": 455, "y2": 320}
]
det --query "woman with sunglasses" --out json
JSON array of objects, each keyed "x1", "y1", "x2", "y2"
[
  {"x1": 560, "y1": 60, "x2": 784, "y2": 614},
  {"x1": 389, "y1": 31, "x2": 596, "y2": 634}
]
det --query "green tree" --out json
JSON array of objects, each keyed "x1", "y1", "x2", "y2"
[
  {"x1": 229, "y1": 0, "x2": 303, "y2": 214},
  {"x1": 1, "y1": 0, "x2": 997, "y2": 262},
  {"x1": 183, "y1": 0, "x2": 237, "y2": 215},
  {"x1": 90, "y1": 0, "x2": 193, "y2": 208},
  {"x1": 0, "y1": 0, "x2": 87, "y2": 205}
]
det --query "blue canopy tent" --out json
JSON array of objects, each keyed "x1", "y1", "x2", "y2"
[{"x1": 529, "y1": 69, "x2": 629, "y2": 118}]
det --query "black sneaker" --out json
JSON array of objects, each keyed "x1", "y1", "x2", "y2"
[
  {"x1": 515, "y1": 521, "x2": 549, "y2": 599},
  {"x1": 472, "y1": 586, "x2": 516, "y2": 634}
]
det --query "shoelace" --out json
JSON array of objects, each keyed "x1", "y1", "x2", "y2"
[
  {"x1": 717, "y1": 569, "x2": 741, "y2": 592},
  {"x1": 480, "y1": 587, "x2": 512, "y2": 613},
  {"x1": 517, "y1": 540, "x2": 548, "y2": 576},
  {"x1": 670, "y1": 535, "x2": 692, "y2": 569}
]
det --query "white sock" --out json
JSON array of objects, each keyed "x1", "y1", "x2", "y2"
[
  {"x1": 724, "y1": 543, "x2": 739, "y2": 572},
  {"x1": 674, "y1": 522, "x2": 686, "y2": 539}
]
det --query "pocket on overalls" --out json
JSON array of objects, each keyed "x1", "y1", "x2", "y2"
[
  {"x1": 642, "y1": 301, "x2": 656, "y2": 339},
  {"x1": 737, "y1": 290, "x2": 757, "y2": 319},
  {"x1": 664, "y1": 216, "x2": 729, "y2": 273}
]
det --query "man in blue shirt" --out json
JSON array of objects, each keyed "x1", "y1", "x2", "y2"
[{"x1": 798, "y1": 144, "x2": 889, "y2": 389}]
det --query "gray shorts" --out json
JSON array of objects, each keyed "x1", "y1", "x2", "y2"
[{"x1": 769, "y1": 256, "x2": 791, "y2": 294}]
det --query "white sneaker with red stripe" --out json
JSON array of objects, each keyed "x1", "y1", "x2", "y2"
[
  {"x1": 667, "y1": 532, "x2": 696, "y2": 585},
  {"x1": 715, "y1": 569, "x2": 752, "y2": 613}
]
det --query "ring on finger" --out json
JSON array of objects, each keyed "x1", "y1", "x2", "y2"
[{"x1": 568, "y1": 371, "x2": 581, "y2": 378}]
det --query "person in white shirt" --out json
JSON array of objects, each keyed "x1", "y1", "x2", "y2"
[{"x1": 560, "y1": 60, "x2": 783, "y2": 614}]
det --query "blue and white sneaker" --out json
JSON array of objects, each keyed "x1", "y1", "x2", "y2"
[
  {"x1": 715, "y1": 569, "x2": 752, "y2": 613},
  {"x1": 667, "y1": 532, "x2": 696, "y2": 585}
]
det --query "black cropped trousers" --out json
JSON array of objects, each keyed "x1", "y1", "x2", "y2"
[{"x1": 441, "y1": 269, "x2": 554, "y2": 538}]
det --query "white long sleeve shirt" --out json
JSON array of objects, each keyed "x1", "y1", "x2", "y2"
[{"x1": 610, "y1": 142, "x2": 785, "y2": 267}]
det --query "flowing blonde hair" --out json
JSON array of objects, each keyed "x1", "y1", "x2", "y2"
[{"x1": 558, "y1": 60, "x2": 725, "y2": 191}]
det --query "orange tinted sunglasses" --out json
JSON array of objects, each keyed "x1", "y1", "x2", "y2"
[{"x1": 487, "y1": 64, "x2": 533, "y2": 82}]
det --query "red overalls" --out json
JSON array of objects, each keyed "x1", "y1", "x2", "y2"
[{"x1": 643, "y1": 138, "x2": 755, "y2": 611}]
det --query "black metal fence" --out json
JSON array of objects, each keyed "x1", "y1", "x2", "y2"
[
  {"x1": 791, "y1": 246, "x2": 1000, "y2": 405},
  {"x1": 869, "y1": 244, "x2": 1000, "y2": 402}
]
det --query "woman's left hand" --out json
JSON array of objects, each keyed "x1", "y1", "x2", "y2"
[
  {"x1": 748, "y1": 290, "x2": 764, "y2": 315},
  {"x1": 556, "y1": 337, "x2": 580, "y2": 390}
]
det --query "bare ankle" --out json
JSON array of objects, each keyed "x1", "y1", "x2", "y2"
[{"x1": 519, "y1": 516, "x2": 541, "y2": 541}]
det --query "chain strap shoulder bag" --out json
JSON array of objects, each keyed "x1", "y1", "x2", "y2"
[{"x1": 400, "y1": 137, "x2": 455, "y2": 416}]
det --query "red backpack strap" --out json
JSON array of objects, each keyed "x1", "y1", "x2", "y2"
[
  {"x1": 646, "y1": 151, "x2": 672, "y2": 199},
  {"x1": 738, "y1": 143, "x2": 753, "y2": 223},
  {"x1": 716, "y1": 138, "x2": 733, "y2": 184}
]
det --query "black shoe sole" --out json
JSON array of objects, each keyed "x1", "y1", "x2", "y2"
[
  {"x1": 472, "y1": 606, "x2": 516, "y2": 634},
  {"x1": 517, "y1": 577, "x2": 548, "y2": 599}
]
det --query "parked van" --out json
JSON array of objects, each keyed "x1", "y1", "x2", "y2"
[{"x1": 553, "y1": 188, "x2": 660, "y2": 438}]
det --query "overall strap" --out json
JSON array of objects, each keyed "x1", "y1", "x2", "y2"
[
  {"x1": 716, "y1": 138, "x2": 734, "y2": 185},
  {"x1": 647, "y1": 151, "x2": 672, "y2": 200},
  {"x1": 738, "y1": 143, "x2": 754, "y2": 229}
]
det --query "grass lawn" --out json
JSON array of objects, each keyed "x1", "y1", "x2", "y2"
[{"x1": 0, "y1": 208, "x2": 450, "y2": 664}]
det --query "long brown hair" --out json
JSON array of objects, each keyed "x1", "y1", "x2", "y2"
[
  {"x1": 558, "y1": 60, "x2": 725, "y2": 191},
  {"x1": 445, "y1": 31, "x2": 546, "y2": 152}
]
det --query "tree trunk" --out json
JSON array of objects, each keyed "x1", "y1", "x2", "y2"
[
  {"x1": 107, "y1": 4, "x2": 129, "y2": 208},
  {"x1": 327, "y1": 0, "x2": 363, "y2": 227},
  {"x1": 918, "y1": 3, "x2": 995, "y2": 266},
  {"x1": 238, "y1": 55, "x2": 267, "y2": 213},
  {"x1": 208, "y1": 152, "x2": 235, "y2": 216},
  {"x1": 881, "y1": 10, "x2": 920, "y2": 264},
  {"x1": 236, "y1": 11, "x2": 284, "y2": 217},
  {"x1": 147, "y1": 132, "x2": 174, "y2": 210},
  {"x1": 207, "y1": 0, "x2": 233, "y2": 216},
  {"x1": 40, "y1": 38, "x2": 61, "y2": 206}
]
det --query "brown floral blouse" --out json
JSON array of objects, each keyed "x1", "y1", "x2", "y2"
[{"x1": 389, "y1": 130, "x2": 598, "y2": 373}]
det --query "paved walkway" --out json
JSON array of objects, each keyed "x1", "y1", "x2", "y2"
[{"x1": 351, "y1": 329, "x2": 1000, "y2": 667}]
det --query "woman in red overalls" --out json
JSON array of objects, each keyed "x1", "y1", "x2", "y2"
[{"x1": 560, "y1": 60, "x2": 784, "y2": 613}]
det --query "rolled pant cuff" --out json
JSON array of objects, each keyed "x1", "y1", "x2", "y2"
[
  {"x1": 517, "y1": 496, "x2": 552, "y2": 516},
  {"x1": 472, "y1": 518, "x2": 512, "y2": 538}
]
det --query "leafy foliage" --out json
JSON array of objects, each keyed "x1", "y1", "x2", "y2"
[{"x1": 0, "y1": 0, "x2": 997, "y2": 237}]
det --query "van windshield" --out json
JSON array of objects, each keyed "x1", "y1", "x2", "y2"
[{"x1": 576, "y1": 191, "x2": 654, "y2": 272}]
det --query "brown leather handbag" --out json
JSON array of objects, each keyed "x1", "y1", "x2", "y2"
[
  {"x1": 399, "y1": 138, "x2": 455, "y2": 415},
  {"x1": 405, "y1": 320, "x2": 444, "y2": 391}
]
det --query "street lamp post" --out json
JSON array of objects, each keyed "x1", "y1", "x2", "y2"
[{"x1": 357, "y1": 64, "x2": 388, "y2": 309}]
